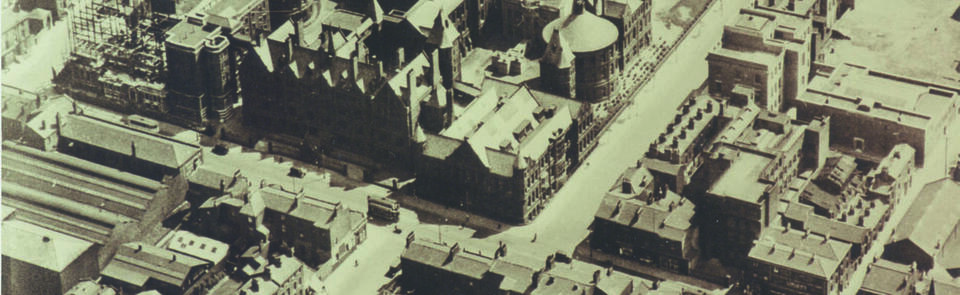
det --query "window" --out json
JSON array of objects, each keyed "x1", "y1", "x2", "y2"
[{"x1": 853, "y1": 137, "x2": 864, "y2": 152}]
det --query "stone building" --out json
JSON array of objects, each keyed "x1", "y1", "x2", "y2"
[
  {"x1": 745, "y1": 227, "x2": 853, "y2": 295},
  {"x1": 540, "y1": 0, "x2": 619, "y2": 102},
  {"x1": 864, "y1": 144, "x2": 915, "y2": 203},
  {"x1": 1, "y1": 7, "x2": 51, "y2": 68},
  {"x1": 2, "y1": 142, "x2": 188, "y2": 268},
  {"x1": 0, "y1": 87, "x2": 72, "y2": 151},
  {"x1": 791, "y1": 62, "x2": 960, "y2": 166},
  {"x1": 241, "y1": 1, "x2": 457, "y2": 167},
  {"x1": 400, "y1": 235, "x2": 638, "y2": 295},
  {"x1": 643, "y1": 95, "x2": 724, "y2": 193},
  {"x1": 590, "y1": 164, "x2": 699, "y2": 274},
  {"x1": 753, "y1": 0, "x2": 853, "y2": 62},
  {"x1": 707, "y1": 11, "x2": 787, "y2": 112},
  {"x1": 164, "y1": 18, "x2": 239, "y2": 125},
  {"x1": 601, "y1": 0, "x2": 652, "y2": 69},
  {"x1": 417, "y1": 85, "x2": 573, "y2": 223},
  {"x1": 99, "y1": 242, "x2": 214, "y2": 295},
  {"x1": 883, "y1": 173, "x2": 960, "y2": 272},
  {"x1": 500, "y1": 0, "x2": 571, "y2": 42},
  {"x1": 1, "y1": 219, "x2": 99, "y2": 295},
  {"x1": 858, "y1": 259, "x2": 921, "y2": 295}
]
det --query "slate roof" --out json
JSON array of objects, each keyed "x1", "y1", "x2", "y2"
[
  {"x1": 889, "y1": 178, "x2": 960, "y2": 257},
  {"x1": 59, "y1": 114, "x2": 201, "y2": 170},
  {"x1": 749, "y1": 228, "x2": 851, "y2": 278},
  {"x1": 102, "y1": 242, "x2": 207, "y2": 288},
  {"x1": 595, "y1": 189, "x2": 695, "y2": 243}
]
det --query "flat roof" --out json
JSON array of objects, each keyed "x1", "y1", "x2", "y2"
[{"x1": 709, "y1": 150, "x2": 772, "y2": 203}]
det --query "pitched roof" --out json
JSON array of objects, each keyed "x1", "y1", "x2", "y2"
[
  {"x1": 1, "y1": 219, "x2": 94, "y2": 272},
  {"x1": 890, "y1": 178, "x2": 960, "y2": 256},
  {"x1": 59, "y1": 114, "x2": 201, "y2": 170},
  {"x1": 401, "y1": 240, "x2": 491, "y2": 279},
  {"x1": 102, "y1": 242, "x2": 208, "y2": 288},
  {"x1": 165, "y1": 230, "x2": 229, "y2": 265},
  {"x1": 595, "y1": 190, "x2": 695, "y2": 242},
  {"x1": 860, "y1": 260, "x2": 915, "y2": 294},
  {"x1": 748, "y1": 228, "x2": 851, "y2": 278}
]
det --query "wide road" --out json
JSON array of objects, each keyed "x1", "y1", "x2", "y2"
[{"x1": 320, "y1": 0, "x2": 752, "y2": 293}]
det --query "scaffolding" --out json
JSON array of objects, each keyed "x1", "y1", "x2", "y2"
[{"x1": 67, "y1": 0, "x2": 166, "y2": 82}]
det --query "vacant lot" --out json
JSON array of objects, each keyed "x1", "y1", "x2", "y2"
[{"x1": 826, "y1": 0, "x2": 960, "y2": 84}]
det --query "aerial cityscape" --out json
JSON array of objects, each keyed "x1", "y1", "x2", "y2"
[{"x1": 1, "y1": 0, "x2": 959, "y2": 294}]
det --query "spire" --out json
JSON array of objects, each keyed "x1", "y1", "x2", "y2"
[
  {"x1": 542, "y1": 29, "x2": 574, "y2": 68},
  {"x1": 428, "y1": 11, "x2": 458, "y2": 48}
]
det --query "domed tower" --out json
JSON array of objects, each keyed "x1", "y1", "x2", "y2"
[
  {"x1": 539, "y1": 28, "x2": 576, "y2": 98},
  {"x1": 541, "y1": 0, "x2": 619, "y2": 102}
]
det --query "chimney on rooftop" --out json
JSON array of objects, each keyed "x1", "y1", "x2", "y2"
[
  {"x1": 787, "y1": 0, "x2": 795, "y2": 10},
  {"x1": 397, "y1": 47, "x2": 406, "y2": 68},
  {"x1": 171, "y1": 254, "x2": 177, "y2": 262},
  {"x1": 131, "y1": 141, "x2": 136, "y2": 158},
  {"x1": 136, "y1": 245, "x2": 143, "y2": 252}
]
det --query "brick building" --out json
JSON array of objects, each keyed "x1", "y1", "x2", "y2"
[
  {"x1": 745, "y1": 227, "x2": 853, "y2": 295},
  {"x1": 707, "y1": 11, "x2": 787, "y2": 112},
  {"x1": 0, "y1": 87, "x2": 73, "y2": 151},
  {"x1": 499, "y1": 0, "x2": 571, "y2": 42},
  {"x1": 164, "y1": 18, "x2": 240, "y2": 125},
  {"x1": 2, "y1": 142, "x2": 188, "y2": 268},
  {"x1": 590, "y1": 164, "x2": 699, "y2": 274},
  {"x1": 601, "y1": 0, "x2": 651, "y2": 69},
  {"x1": 697, "y1": 105, "x2": 811, "y2": 261},
  {"x1": 883, "y1": 174, "x2": 960, "y2": 271},
  {"x1": 858, "y1": 259, "x2": 921, "y2": 295},
  {"x1": 399, "y1": 235, "x2": 638, "y2": 295},
  {"x1": 417, "y1": 85, "x2": 573, "y2": 223},
  {"x1": 2, "y1": 7, "x2": 50, "y2": 68},
  {"x1": 791, "y1": 63, "x2": 960, "y2": 166},
  {"x1": 99, "y1": 242, "x2": 214, "y2": 295},
  {"x1": 753, "y1": 0, "x2": 853, "y2": 62},
  {"x1": 1, "y1": 219, "x2": 99, "y2": 295},
  {"x1": 540, "y1": 1, "x2": 620, "y2": 102},
  {"x1": 643, "y1": 95, "x2": 723, "y2": 193},
  {"x1": 864, "y1": 144, "x2": 915, "y2": 203}
]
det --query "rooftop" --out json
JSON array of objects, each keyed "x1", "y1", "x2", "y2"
[
  {"x1": 709, "y1": 149, "x2": 772, "y2": 203},
  {"x1": 542, "y1": 9, "x2": 618, "y2": 53},
  {"x1": 647, "y1": 95, "x2": 721, "y2": 164},
  {"x1": 595, "y1": 188, "x2": 695, "y2": 243},
  {"x1": 889, "y1": 177, "x2": 960, "y2": 256},
  {"x1": 800, "y1": 63, "x2": 960, "y2": 129},
  {"x1": 101, "y1": 242, "x2": 208, "y2": 288},
  {"x1": 860, "y1": 260, "x2": 917, "y2": 294},
  {"x1": 165, "y1": 20, "x2": 221, "y2": 49},
  {"x1": 165, "y1": 230, "x2": 229, "y2": 265},
  {"x1": 749, "y1": 227, "x2": 851, "y2": 278},
  {"x1": 1, "y1": 219, "x2": 94, "y2": 272},
  {"x1": 59, "y1": 113, "x2": 202, "y2": 170}
]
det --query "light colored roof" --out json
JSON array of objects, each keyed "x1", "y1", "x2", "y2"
[
  {"x1": 890, "y1": 178, "x2": 960, "y2": 256},
  {"x1": 709, "y1": 150, "x2": 772, "y2": 203},
  {"x1": 749, "y1": 228, "x2": 850, "y2": 278},
  {"x1": 401, "y1": 240, "x2": 491, "y2": 279},
  {"x1": 1, "y1": 219, "x2": 94, "y2": 271},
  {"x1": 860, "y1": 260, "x2": 915, "y2": 294},
  {"x1": 166, "y1": 230, "x2": 229, "y2": 264},
  {"x1": 542, "y1": 10, "x2": 618, "y2": 53},
  {"x1": 59, "y1": 114, "x2": 201, "y2": 170},
  {"x1": 595, "y1": 190, "x2": 695, "y2": 242},
  {"x1": 101, "y1": 242, "x2": 207, "y2": 288}
]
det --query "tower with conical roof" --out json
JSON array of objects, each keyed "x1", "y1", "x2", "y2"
[
  {"x1": 427, "y1": 10, "x2": 462, "y2": 89},
  {"x1": 540, "y1": 29, "x2": 576, "y2": 98},
  {"x1": 541, "y1": 0, "x2": 620, "y2": 102}
]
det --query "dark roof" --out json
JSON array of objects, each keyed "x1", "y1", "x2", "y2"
[
  {"x1": 59, "y1": 114, "x2": 201, "y2": 169},
  {"x1": 102, "y1": 242, "x2": 208, "y2": 288},
  {"x1": 860, "y1": 260, "x2": 915, "y2": 295},
  {"x1": 890, "y1": 178, "x2": 960, "y2": 256},
  {"x1": 594, "y1": 190, "x2": 694, "y2": 243},
  {"x1": 401, "y1": 240, "x2": 491, "y2": 279}
]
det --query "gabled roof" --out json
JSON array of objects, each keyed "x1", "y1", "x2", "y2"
[
  {"x1": 165, "y1": 230, "x2": 229, "y2": 265},
  {"x1": 541, "y1": 28, "x2": 575, "y2": 68},
  {"x1": 748, "y1": 228, "x2": 850, "y2": 278},
  {"x1": 889, "y1": 178, "x2": 960, "y2": 256},
  {"x1": 102, "y1": 242, "x2": 207, "y2": 288},
  {"x1": 860, "y1": 260, "x2": 916, "y2": 294},
  {"x1": 594, "y1": 190, "x2": 695, "y2": 242},
  {"x1": 59, "y1": 114, "x2": 200, "y2": 170},
  {"x1": 401, "y1": 240, "x2": 491, "y2": 279}
]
